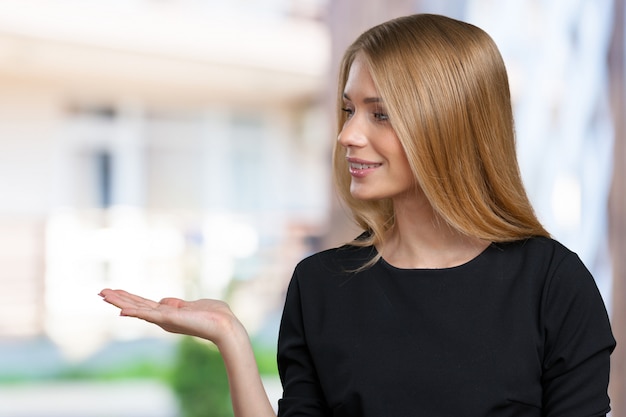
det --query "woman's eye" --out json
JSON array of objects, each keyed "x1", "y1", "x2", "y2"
[
  {"x1": 341, "y1": 107, "x2": 354, "y2": 118},
  {"x1": 373, "y1": 112, "x2": 389, "y2": 121}
]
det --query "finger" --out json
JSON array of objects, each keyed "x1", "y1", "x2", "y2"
[
  {"x1": 99, "y1": 288, "x2": 115, "y2": 298},
  {"x1": 101, "y1": 289, "x2": 159, "y2": 310},
  {"x1": 119, "y1": 306, "x2": 180, "y2": 332},
  {"x1": 159, "y1": 297, "x2": 186, "y2": 308},
  {"x1": 119, "y1": 306, "x2": 161, "y2": 321},
  {"x1": 115, "y1": 290, "x2": 160, "y2": 308}
]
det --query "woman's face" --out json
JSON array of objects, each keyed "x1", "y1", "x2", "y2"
[{"x1": 338, "y1": 55, "x2": 417, "y2": 202}]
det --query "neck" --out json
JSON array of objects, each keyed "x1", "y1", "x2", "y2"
[{"x1": 379, "y1": 196, "x2": 490, "y2": 269}]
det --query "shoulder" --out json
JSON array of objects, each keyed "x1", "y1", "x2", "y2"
[
  {"x1": 500, "y1": 237, "x2": 605, "y2": 315},
  {"x1": 294, "y1": 241, "x2": 376, "y2": 278},
  {"x1": 492, "y1": 236, "x2": 585, "y2": 276},
  {"x1": 475, "y1": 237, "x2": 597, "y2": 303},
  {"x1": 282, "y1": 241, "x2": 376, "y2": 309},
  {"x1": 495, "y1": 235, "x2": 573, "y2": 257}
]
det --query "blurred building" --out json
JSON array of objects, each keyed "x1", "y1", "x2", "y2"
[
  {"x1": 0, "y1": 2, "x2": 624, "y2": 414},
  {"x1": 0, "y1": 0, "x2": 331, "y2": 359}
]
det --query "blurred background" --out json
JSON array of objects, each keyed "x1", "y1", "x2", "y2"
[{"x1": 0, "y1": 0, "x2": 623, "y2": 416}]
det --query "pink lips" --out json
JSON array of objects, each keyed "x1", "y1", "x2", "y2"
[{"x1": 347, "y1": 157, "x2": 382, "y2": 178}]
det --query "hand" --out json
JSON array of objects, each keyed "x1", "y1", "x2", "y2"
[
  {"x1": 99, "y1": 288, "x2": 240, "y2": 346},
  {"x1": 100, "y1": 288, "x2": 277, "y2": 417}
]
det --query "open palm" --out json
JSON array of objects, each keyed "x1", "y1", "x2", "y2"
[{"x1": 99, "y1": 288, "x2": 236, "y2": 344}]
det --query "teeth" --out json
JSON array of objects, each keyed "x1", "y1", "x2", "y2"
[{"x1": 351, "y1": 162, "x2": 379, "y2": 169}]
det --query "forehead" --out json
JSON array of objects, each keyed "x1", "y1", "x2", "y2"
[{"x1": 343, "y1": 54, "x2": 379, "y2": 98}]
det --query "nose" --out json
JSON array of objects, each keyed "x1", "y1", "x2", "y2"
[{"x1": 337, "y1": 117, "x2": 367, "y2": 148}]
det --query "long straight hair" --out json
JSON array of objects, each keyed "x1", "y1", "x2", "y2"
[{"x1": 332, "y1": 14, "x2": 549, "y2": 254}]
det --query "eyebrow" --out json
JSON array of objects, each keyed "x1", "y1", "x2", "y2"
[{"x1": 342, "y1": 92, "x2": 383, "y2": 104}]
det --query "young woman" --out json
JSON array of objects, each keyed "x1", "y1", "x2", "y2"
[{"x1": 100, "y1": 14, "x2": 615, "y2": 417}]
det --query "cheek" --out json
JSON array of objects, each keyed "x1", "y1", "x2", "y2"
[
  {"x1": 394, "y1": 147, "x2": 415, "y2": 182},
  {"x1": 389, "y1": 140, "x2": 411, "y2": 168}
]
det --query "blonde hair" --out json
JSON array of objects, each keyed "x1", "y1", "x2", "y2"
[{"x1": 332, "y1": 14, "x2": 549, "y2": 252}]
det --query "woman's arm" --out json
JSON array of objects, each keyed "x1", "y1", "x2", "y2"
[
  {"x1": 277, "y1": 273, "x2": 332, "y2": 416},
  {"x1": 540, "y1": 254, "x2": 615, "y2": 416},
  {"x1": 99, "y1": 289, "x2": 276, "y2": 417}
]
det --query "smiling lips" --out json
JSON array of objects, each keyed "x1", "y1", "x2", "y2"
[{"x1": 348, "y1": 158, "x2": 382, "y2": 177}]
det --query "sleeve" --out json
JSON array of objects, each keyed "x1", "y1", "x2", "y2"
[
  {"x1": 541, "y1": 252, "x2": 616, "y2": 417},
  {"x1": 277, "y1": 269, "x2": 331, "y2": 417}
]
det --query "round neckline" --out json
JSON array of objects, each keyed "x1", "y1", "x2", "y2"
[{"x1": 376, "y1": 242, "x2": 495, "y2": 272}]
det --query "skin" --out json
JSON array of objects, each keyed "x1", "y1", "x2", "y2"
[{"x1": 100, "y1": 53, "x2": 490, "y2": 417}]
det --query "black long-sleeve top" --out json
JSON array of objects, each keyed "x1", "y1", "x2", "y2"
[{"x1": 277, "y1": 237, "x2": 615, "y2": 417}]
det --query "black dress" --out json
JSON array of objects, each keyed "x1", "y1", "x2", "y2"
[{"x1": 277, "y1": 237, "x2": 615, "y2": 417}]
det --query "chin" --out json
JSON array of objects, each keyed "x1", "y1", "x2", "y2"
[{"x1": 349, "y1": 189, "x2": 382, "y2": 201}]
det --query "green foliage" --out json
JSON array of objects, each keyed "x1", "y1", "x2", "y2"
[
  {"x1": 62, "y1": 360, "x2": 172, "y2": 381},
  {"x1": 0, "y1": 359, "x2": 173, "y2": 385},
  {"x1": 253, "y1": 347, "x2": 278, "y2": 376},
  {"x1": 170, "y1": 337, "x2": 233, "y2": 417}
]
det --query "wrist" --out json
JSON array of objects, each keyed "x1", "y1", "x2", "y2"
[{"x1": 213, "y1": 312, "x2": 248, "y2": 352}]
